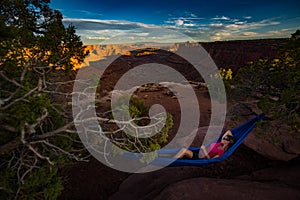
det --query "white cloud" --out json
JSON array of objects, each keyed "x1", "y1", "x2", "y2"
[
  {"x1": 210, "y1": 28, "x2": 291, "y2": 41},
  {"x1": 165, "y1": 15, "x2": 205, "y2": 28},
  {"x1": 211, "y1": 36, "x2": 221, "y2": 41},
  {"x1": 225, "y1": 24, "x2": 240, "y2": 29},
  {"x1": 205, "y1": 17, "x2": 286, "y2": 41},
  {"x1": 72, "y1": 22, "x2": 191, "y2": 44},
  {"x1": 210, "y1": 23, "x2": 223, "y2": 27},
  {"x1": 244, "y1": 16, "x2": 252, "y2": 19},
  {"x1": 175, "y1": 19, "x2": 184, "y2": 26},
  {"x1": 62, "y1": 15, "x2": 291, "y2": 44},
  {"x1": 190, "y1": 13, "x2": 198, "y2": 18},
  {"x1": 225, "y1": 19, "x2": 280, "y2": 31},
  {"x1": 242, "y1": 32, "x2": 258, "y2": 36},
  {"x1": 167, "y1": 17, "x2": 205, "y2": 28},
  {"x1": 177, "y1": 17, "x2": 205, "y2": 20},
  {"x1": 184, "y1": 23, "x2": 196, "y2": 27},
  {"x1": 135, "y1": 32, "x2": 150, "y2": 36},
  {"x1": 212, "y1": 16, "x2": 231, "y2": 20},
  {"x1": 63, "y1": 18, "x2": 158, "y2": 30},
  {"x1": 234, "y1": 21, "x2": 246, "y2": 25}
]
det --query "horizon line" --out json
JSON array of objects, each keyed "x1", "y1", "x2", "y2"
[{"x1": 82, "y1": 36, "x2": 290, "y2": 46}]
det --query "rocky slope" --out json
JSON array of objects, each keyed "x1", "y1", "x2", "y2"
[{"x1": 200, "y1": 38, "x2": 288, "y2": 73}]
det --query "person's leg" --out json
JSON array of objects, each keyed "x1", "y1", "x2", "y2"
[{"x1": 174, "y1": 148, "x2": 193, "y2": 159}]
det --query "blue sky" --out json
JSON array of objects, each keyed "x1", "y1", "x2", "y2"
[{"x1": 50, "y1": 0, "x2": 300, "y2": 44}]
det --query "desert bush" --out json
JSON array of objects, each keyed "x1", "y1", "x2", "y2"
[
  {"x1": 232, "y1": 30, "x2": 300, "y2": 134},
  {"x1": 106, "y1": 95, "x2": 173, "y2": 163}
]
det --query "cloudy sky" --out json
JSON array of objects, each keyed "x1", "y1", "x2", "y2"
[{"x1": 50, "y1": 0, "x2": 300, "y2": 44}]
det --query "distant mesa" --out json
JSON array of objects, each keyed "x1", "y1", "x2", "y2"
[
  {"x1": 77, "y1": 44, "x2": 136, "y2": 68},
  {"x1": 74, "y1": 39, "x2": 288, "y2": 74},
  {"x1": 75, "y1": 41, "x2": 204, "y2": 69}
]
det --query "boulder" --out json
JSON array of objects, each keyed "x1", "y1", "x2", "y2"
[
  {"x1": 243, "y1": 130, "x2": 299, "y2": 161},
  {"x1": 110, "y1": 163, "x2": 300, "y2": 200},
  {"x1": 237, "y1": 164, "x2": 300, "y2": 189},
  {"x1": 154, "y1": 177, "x2": 300, "y2": 200},
  {"x1": 227, "y1": 101, "x2": 300, "y2": 161}
]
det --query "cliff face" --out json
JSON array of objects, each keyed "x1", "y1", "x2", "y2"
[
  {"x1": 79, "y1": 44, "x2": 134, "y2": 68},
  {"x1": 170, "y1": 39, "x2": 288, "y2": 73},
  {"x1": 200, "y1": 38, "x2": 288, "y2": 73},
  {"x1": 79, "y1": 38, "x2": 288, "y2": 73},
  {"x1": 79, "y1": 43, "x2": 170, "y2": 68}
]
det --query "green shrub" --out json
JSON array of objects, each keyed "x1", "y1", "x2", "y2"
[
  {"x1": 108, "y1": 96, "x2": 173, "y2": 163},
  {"x1": 232, "y1": 31, "x2": 300, "y2": 135}
]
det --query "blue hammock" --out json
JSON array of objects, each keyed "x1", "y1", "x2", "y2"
[
  {"x1": 156, "y1": 113, "x2": 265, "y2": 166},
  {"x1": 124, "y1": 113, "x2": 265, "y2": 167}
]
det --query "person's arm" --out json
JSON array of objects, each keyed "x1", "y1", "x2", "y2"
[{"x1": 201, "y1": 145, "x2": 211, "y2": 159}]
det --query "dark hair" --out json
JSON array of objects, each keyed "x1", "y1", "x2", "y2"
[{"x1": 224, "y1": 135, "x2": 235, "y2": 143}]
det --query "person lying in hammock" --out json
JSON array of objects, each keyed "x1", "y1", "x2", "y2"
[{"x1": 174, "y1": 130, "x2": 236, "y2": 159}]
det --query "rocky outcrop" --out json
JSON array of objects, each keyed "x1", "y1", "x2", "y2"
[
  {"x1": 110, "y1": 161, "x2": 300, "y2": 200},
  {"x1": 242, "y1": 127, "x2": 300, "y2": 161},
  {"x1": 237, "y1": 164, "x2": 300, "y2": 189},
  {"x1": 155, "y1": 177, "x2": 300, "y2": 200},
  {"x1": 227, "y1": 101, "x2": 300, "y2": 161},
  {"x1": 200, "y1": 38, "x2": 288, "y2": 74}
]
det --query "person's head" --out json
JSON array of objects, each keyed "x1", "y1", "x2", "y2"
[{"x1": 221, "y1": 134, "x2": 235, "y2": 149}]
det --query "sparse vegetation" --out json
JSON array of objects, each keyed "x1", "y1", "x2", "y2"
[
  {"x1": 231, "y1": 30, "x2": 300, "y2": 135},
  {"x1": 207, "y1": 67, "x2": 233, "y2": 103},
  {"x1": 105, "y1": 95, "x2": 173, "y2": 163}
]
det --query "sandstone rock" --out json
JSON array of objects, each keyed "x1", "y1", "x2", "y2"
[
  {"x1": 109, "y1": 167, "x2": 201, "y2": 200},
  {"x1": 154, "y1": 177, "x2": 300, "y2": 200},
  {"x1": 237, "y1": 164, "x2": 300, "y2": 189},
  {"x1": 243, "y1": 133, "x2": 297, "y2": 161},
  {"x1": 227, "y1": 101, "x2": 300, "y2": 161},
  {"x1": 110, "y1": 163, "x2": 300, "y2": 200},
  {"x1": 283, "y1": 137, "x2": 300, "y2": 155}
]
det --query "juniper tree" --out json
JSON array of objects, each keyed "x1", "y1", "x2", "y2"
[{"x1": 0, "y1": 0, "x2": 87, "y2": 198}]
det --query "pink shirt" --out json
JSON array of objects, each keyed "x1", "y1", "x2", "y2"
[{"x1": 199, "y1": 142, "x2": 225, "y2": 158}]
